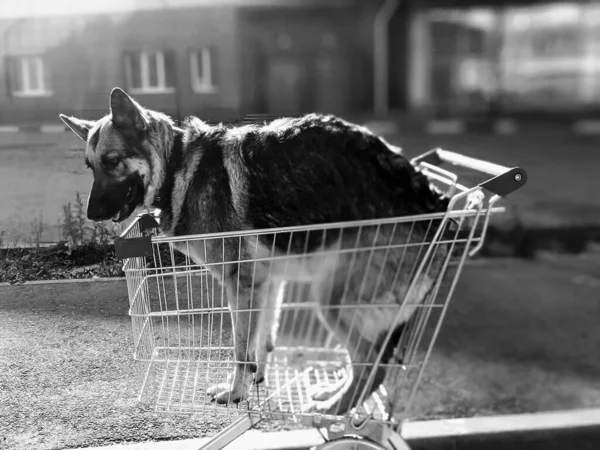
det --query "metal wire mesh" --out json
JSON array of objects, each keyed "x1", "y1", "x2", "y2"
[{"x1": 119, "y1": 164, "x2": 502, "y2": 428}]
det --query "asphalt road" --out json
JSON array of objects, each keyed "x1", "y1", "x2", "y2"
[{"x1": 2, "y1": 255, "x2": 600, "y2": 450}]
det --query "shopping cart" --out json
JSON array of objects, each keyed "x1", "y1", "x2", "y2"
[{"x1": 114, "y1": 148, "x2": 527, "y2": 450}]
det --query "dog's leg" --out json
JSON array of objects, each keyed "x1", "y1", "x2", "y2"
[
  {"x1": 254, "y1": 279, "x2": 286, "y2": 384},
  {"x1": 207, "y1": 262, "x2": 264, "y2": 404},
  {"x1": 315, "y1": 321, "x2": 407, "y2": 416},
  {"x1": 313, "y1": 277, "x2": 435, "y2": 415},
  {"x1": 308, "y1": 241, "x2": 428, "y2": 415}
]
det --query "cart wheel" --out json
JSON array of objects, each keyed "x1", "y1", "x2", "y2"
[{"x1": 310, "y1": 435, "x2": 389, "y2": 450}]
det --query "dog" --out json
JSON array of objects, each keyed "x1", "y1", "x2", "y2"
[{"x1": 59, "y1": 87, "x2": 451, "y2": 415}]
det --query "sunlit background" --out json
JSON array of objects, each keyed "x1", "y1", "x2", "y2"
[
  {"x1": 3, "y1": 1, "x2": 600, "y2": 121},
  {"x1": 0, "y1": 0, "x2": 599, "y2": 244},
  {"x1": 2, "y1": 2, "x2": 600, "y2": 450}
]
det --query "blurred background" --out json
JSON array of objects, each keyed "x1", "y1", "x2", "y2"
[
  {"x1": 0, "y1": 0, "x2": 599, "y2": 247},
  {"x1": 2, "y1": 3, "x2": 600, "y2": 450}
]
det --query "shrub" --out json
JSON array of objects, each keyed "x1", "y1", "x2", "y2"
[
  {"x1": 91, "y1": 221, "x2": 115, "y2": 247},
  {"x1": 61, "y1": 192, "x2": 117, "y2": 253},
  {"x1": 30, "y1": 215, "x2": 44, "y2": 251}
]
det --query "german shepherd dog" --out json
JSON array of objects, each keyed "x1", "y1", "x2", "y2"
[{"x1": 60, "y1": 88, "x2": 450, "y2": 415}]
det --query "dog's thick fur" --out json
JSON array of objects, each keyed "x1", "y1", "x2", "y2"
[{"x1": 60, "y1": 88, "x2": 450, "y2": 415}]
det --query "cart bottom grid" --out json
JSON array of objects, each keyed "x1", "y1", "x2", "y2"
[{"x1": 138, "y1": 345, "x2": 418, "y2": 423}]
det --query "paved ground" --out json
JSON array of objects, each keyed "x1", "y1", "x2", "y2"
[
  {"x1": 0, "y1": 132, "x2": 92, "y2": 246},
  {"x1": 391, "y1": 131, "x2": 600, "y2": 229},
  {"x1": 1, "y1": 128, "x2": 599, "y2": 245},
  {"x1": 2, "y1": 254, "x2": 600, "y2": 450}
]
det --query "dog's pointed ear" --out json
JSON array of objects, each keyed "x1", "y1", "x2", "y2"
[
  {"x1": 110, "y1": 87, "x2": 148, "y2": 131},
  {"x1": 59, "y1": 114, "x2": 95, "y2": 142}
]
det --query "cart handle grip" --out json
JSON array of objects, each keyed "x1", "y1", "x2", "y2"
[{"x1": 412, "y1": 148, "x2": 528, "y2": 198}]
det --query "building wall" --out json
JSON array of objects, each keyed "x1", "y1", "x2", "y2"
[
  {"x1": 237, "y1": 3, "x2": 381, "y2": 116},
  {"x1": 0, "y1": 0, "x2": 408, "y2": 124},
  {"x1": 114, "y1": 7, "x2": 241, "y2": 121},
  {"x1": 406, "y1": 1, "x2": 600, "y2": 118},
  {"x1": 388, "y1": 0, "x2": 412, "y2": 112},
  {"x1": 0, "y1": 7, "x2": 241, "y2": 124},
  {"x1": 0, "y1": 17, "x2": 90, "y2": 123}
]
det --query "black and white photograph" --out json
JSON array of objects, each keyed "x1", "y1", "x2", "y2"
[{"x1": 0, "y1": 1, "x2": 599, "y2": 449}]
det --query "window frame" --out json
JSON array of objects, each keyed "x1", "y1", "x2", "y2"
[
  {"x1": 125, "y1": 50, "x2": 175, "y2": 95},
  {"x1": 8, "y1": 55, "x2": 53, "y2": 98},
  {"x1": 190, "y1": 47, "x2": 218, "y2": 94}
]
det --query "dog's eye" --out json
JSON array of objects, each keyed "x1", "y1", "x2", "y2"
[{"x1": 102, "y1": 156, "x2": 121, "y2": 170}]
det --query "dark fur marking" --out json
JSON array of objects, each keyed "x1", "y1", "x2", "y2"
[
  {"x1": 172, "y1": 130, "x2": 235, "y2": 238},
  {"x1": 376, "y1": 322, "x2": 407, "y2": 366},
  {"x1": 350, "y1": 322, "x2": 407, "y2": 406},
  {"x1": 239, "y1": 115, "x2": 448, "y2": 253},
  {"x1": 119, "y1": 129, "x2": 150, "y2": 160},
  {"x1": 152, "y1": 129, "x2": 185, "y2": 221},
  {"x1": 147, "y1": 114, "x2": 449, "y2": 255}
]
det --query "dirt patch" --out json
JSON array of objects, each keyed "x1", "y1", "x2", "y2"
[
  {"x1": 0, "y1": 241, "x2": 189, "y2": 284},
  {"x1": 0, "y1": 243, "x2": 122, "y2": 284}
]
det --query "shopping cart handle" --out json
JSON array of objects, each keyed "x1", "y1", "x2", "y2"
[{"x1": 412, "y1": 148, "x2": 528, "y2": 197}]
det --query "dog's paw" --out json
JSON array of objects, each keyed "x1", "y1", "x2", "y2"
[
  {"x1": 206, "y1": 383, "x2": 230, "y2": 398},
  {"x1": 253, "y1": 355, "x2": 270, "y2": 385},
  {"x1": 317, "y1": 401, "x2": 352, "y2": 417},
  {"x1": 265, "y1": 340, "x2": 275, "y2": 353},
  {"x1": 207, "y1": 383, "x2": 247, "y2": 404},
  {"x1": 310, "y1": 391, "x2": 356, "y2": 417},
  {"x1": 253, "y1": 368, "x2": 265, "y2": 385},
  {"x1": 215, "y1": 389, "x2": 247, "y2": 404},
  {"x1": 466, "y1": 190, "x2": 485, "y2": 210},
  {"x1": 310, "y1": 388, "x2": 333, "y2": 403},
  {"x1": 309, "y1": 382, "x2": 345, "y2": 403}
]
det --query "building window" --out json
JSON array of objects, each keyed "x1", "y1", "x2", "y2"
[
  {"x1": 124, "y1": 51, "x2": 176, "y2": 94},
  {"x1": 7, "y1": 56, "x2": 52, "y2": 97},
  {"x1": 190, "y1": 48, "x2": 218, "y2": 93}
]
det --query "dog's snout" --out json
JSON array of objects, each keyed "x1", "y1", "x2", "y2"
[
  {"x1": 86, "y1": 197, "x2": 107, "y2": 221},
  {"x1": 86, "y1": 184, "x2": 109, "y2": 221}
]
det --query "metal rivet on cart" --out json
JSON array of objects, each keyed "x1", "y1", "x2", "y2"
[{"x1": 514, "y1": 174, "x2": 522, "y2": 182}]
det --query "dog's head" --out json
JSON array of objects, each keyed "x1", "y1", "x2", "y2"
[{"x1": 60, "y1": 88, "x2": 174, "y2": 223}]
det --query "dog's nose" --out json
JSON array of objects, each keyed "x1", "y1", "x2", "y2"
[{"x1": 87, "y1": 201, "x2": 106, "y2": 221}]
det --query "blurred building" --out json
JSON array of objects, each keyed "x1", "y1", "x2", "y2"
[
  {"x1": 0, "y1": 0, "x2": 599, "y2": 124},
  {"x1": 418, "y1": 0, "x2": 600, "y2": 121},
  {"x1": 0, "y1": 0, "x2": 398, "y2": 123}
]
